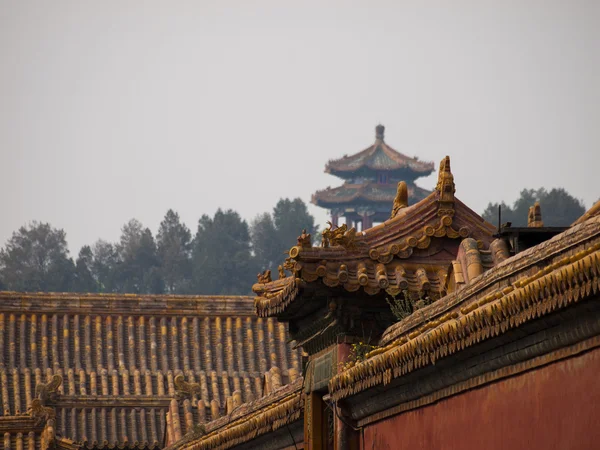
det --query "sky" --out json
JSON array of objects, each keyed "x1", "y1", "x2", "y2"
[{"x1": 1, "y1": 1, "x2": 599, "y2": 255}]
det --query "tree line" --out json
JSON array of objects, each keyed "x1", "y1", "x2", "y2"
[
  {"x1": 0, "y1": 188, "x2": 589, "y2": 295},
  {"x1": 481, "y1": 188, "x2": 586, "y2": 228},
  {"x1": 0, "y1": 198, "x2": 316, "y2": 295}
]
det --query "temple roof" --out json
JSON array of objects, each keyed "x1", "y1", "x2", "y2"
[
  {"x1": 573, "y1": 198, "x2": 600, "y2": 226},
  {"x1": 0, "y1": 292, "x2": 300, "y2": 450},
  {"x1": 324, "y1": 125, "x2": 435, "y2": 180},
  {"x1": 255, "y1": 156, "x2": 496, "y2": 318},
  {"x1": 0, "y1": 416, "x2": 54, "y2": 450},
  {"x1": 312, "y1": 180, "x2": 431, "y2": 209},
  {"x1": 328, "y1": 214, "x2": 600, "y2": 403},
  {"x1": 166, "y1": 378, "x2": 303, "y2": 450},
  {"x1": 170, "y1": 207, "x2": 600, "y2": 450}
]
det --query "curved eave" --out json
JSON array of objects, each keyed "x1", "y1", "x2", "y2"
[
  {"x1": 326, "y1": 165, "x2": 434, "y2": 181},
  {"x1": 325, "y1": 142, "x2": 435, "y2": 179},
  {"x1": 311, "y1": 183, "x2": 432, "y2": 209}
]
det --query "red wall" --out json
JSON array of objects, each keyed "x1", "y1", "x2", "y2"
[{"x1": 363, "y1": 347, "x2": 600, "y2": 450}]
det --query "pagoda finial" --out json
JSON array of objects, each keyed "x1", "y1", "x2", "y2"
[
  {"x1": 375, "y1": 124, "x2": 385, "y2": 141},
  {"x1": 528, "y1": 201, "x2": 544, "y2": 227},
  {"x1": 436, "y1": 156, "x2": 455, "y2": 214},
  {"x1": 391, "y1": 181, "x2": 408, "y2": 218}
]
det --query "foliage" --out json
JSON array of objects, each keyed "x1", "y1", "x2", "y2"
[
  {"x1": 157, "y1": 210, "x2": 192, "y2": 293},
  {"x1": 349, "y1": 341, "x2": 377, "y2": 363},
  {"x1": 0, "y1": 199, "x2": 317, "y2": 295},
  {"x1": 72, "y1": 246, "x2": 98, "y2": 292},
  {"x1": 386, "y1": 290, "x2": 414, "y2": 321},
  {"x1": 114, "y1": 219, "x2": 164, "y2": 294},
  {"x1": 251, "y1": 198, "x2": 317, "y2": 273},
  {"x1": 0, "y1": 221, "x2": 75, "y2": 292},
  {"x1": 273, "y1": 198, "x2": 317, "y2": 247},
  {"x1": 482, "y1": 188, "x2": 586, "y2": 227},
  {"x1": 191, "y1": 209, "x2": 255, "y2": 295},
  {"x1": 91, "y1": 240, "x2": 120, "y2": 292},
  {"x1": 339, "y1": 341, "x2": 378, "y2": 372},
  {"x1": 386, "y1": 290, "x2": 434, "y2": 322},
  {"x1": 250, "y1": 213, "x2": 280, "y2": 272}
]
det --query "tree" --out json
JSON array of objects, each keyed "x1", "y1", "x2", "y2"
[
  {"x1": 272, "y1": 198, "x2": 317, "y2": 247},
  {"x1": 91, "y1": 240, "x2": 120, "y2": 292},
  {"x1": 191, "y1": 209, "x2": 255, "y2": 295},
  {"x1": 156, "y1": 210, "x2": 192, "y2": 293},
  {"x1": 72, "y1": 245, "x2": 98, "y2": 292},
  {"x1": 251, "y1": 213, "x2": 280, "y2": 272},
  {"x1": 251, "y1": 198, "x2": 317, "y2": 273},
  {"x1": 0, "y1": 221, "x2": 75, "y2": 292},
  {"x1": 482, "y1": 188, "x2": 586, "y2": 227},
  {"x1": 115, "y1": 219, "x2": 164, "y2": 294}
]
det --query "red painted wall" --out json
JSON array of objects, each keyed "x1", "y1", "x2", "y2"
[{"x1": 363, "y1": 347, "x2": 600, "y2": 450}]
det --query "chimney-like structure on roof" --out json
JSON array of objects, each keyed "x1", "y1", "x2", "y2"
[{"x1": 312, "y1": 125, "x2": 434, "y2": 231}]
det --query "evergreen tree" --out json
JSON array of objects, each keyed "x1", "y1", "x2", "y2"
[
  {"x1": 91, "y1": 240, "x2": 119, "y2": 292},
  {"x1": 191, "y1": 209, "x2": 255, "y2": 295},
  {"x1": 0, "y1": 221, "x2": 75, "y2": 292},
  {"x1": 251, "y1": 198, "x2": 317, "y2": 274},
  {"x1": 115, "y1": 219, "x2": 164, "y2": 294},
  {"x1": 482, "y1": 188, "x2": 586, "y2": 227},
  {"x1": 73, "y1": 245, "x2": 98, "y2": 292},
  {"x1": 273, "y1": 198, "x2": 317, "y2": 247},
  {"x1": 251, "y1": 213, "x2": 280, "y2": 272},
  {"x1": 156, "y1": 210, "x2": 192, "y2": 293}
]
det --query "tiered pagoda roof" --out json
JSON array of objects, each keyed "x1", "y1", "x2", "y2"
[
  {"x1": 323, "y1": 124, "x2": 435, "y2": 180},
  {"x1": 0, "y1": 293, "x2": 300, "y2": 450},
  {"x1": 312, "y1": 125, "x2": 435, "y2": 214}
]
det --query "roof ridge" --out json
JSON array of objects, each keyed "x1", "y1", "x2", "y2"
[
  {"x1": 0, "y1": 292, "x2": 255, "y2": 300},
  {"x1": 0, "y1": 292, "x2": 258, "y2": 315}
]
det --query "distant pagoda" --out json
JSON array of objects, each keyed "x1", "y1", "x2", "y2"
[{"x1": 312, "y1": 124, "x2": 434, "y2": 229}]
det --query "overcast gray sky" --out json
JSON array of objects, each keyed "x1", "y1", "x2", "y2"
[{"x1": 1, "y1": 1, "x2": 599, "y2": 254}]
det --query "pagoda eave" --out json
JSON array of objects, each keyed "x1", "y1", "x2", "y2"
[
  {"x1": 325, "y1": 165, "x2": 434, "y2": 181},
  {"x1": 311, "y1": 182, "x2": 431, "y2": 209}
]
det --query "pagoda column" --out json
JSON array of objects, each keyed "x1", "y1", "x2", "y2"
[
  {"x1": 331, "y1": 214, "x2": 339, "y2": 227},
  {"x1": 362, "y1": 213, "x2": 372, "y2": 230}
]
